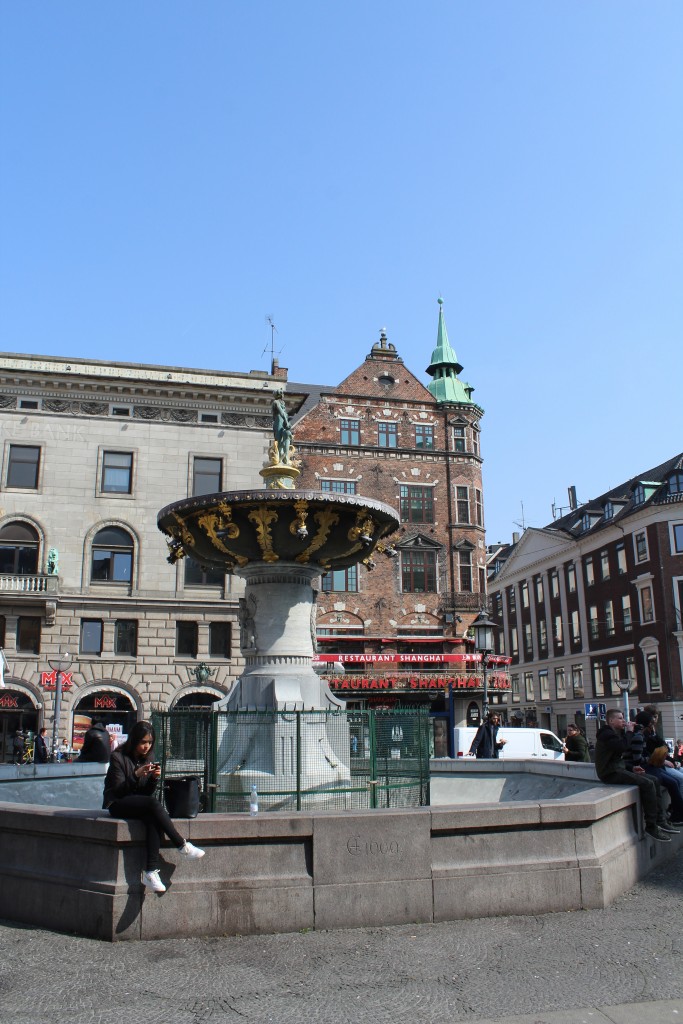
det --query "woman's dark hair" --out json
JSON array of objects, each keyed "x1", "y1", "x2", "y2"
[{"x1": 119, "y1": 720, "x2": 155, "y2": 759}]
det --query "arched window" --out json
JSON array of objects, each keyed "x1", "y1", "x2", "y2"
[
  {"x1": 0, "y1": 522, "x2": 39, "y2": 575},
  {"x1": 91, "y1": 527, "x2": 134, "y2": 582}
]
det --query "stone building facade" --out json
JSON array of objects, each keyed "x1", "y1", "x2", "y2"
[
  {"x1": 0, "y1": 352, "x2": 289, "y2": 759},
  {"x1": 487, "y1": 453, "x2": 683, "y2": 745},
  {"x1": 292, "y1": 303, "x2": 507, "y2": 753}
]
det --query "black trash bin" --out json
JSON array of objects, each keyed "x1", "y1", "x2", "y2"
[{"x1": 163, "y1": 776, "x2": 201, "y2": 818}]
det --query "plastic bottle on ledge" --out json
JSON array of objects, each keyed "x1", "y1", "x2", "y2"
[{"x1": 249, "y1": 784, "x2": 259, "y2": 816}]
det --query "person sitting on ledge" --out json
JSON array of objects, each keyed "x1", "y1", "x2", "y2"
[
  {"x1": 102, "y1": 720, "x2": 205, "y2": 893},
  {"x1": 594, "y1": 708, "x2": 677, "y2": 843}
]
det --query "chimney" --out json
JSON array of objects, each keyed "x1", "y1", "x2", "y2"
[
  {"x1": 568, "y1": 486, "x2": 577, "y2": 511},
  {"x1": 512, "y1": 532, "x2": 520, "y2": 544}
]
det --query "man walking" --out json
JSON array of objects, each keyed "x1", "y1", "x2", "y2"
[
  {"x1": 594, "y1": 709, "x2": 675, "y2": 842},
  {"x1": 468, "y1": 712, "x2": 506, "y2": 759}
]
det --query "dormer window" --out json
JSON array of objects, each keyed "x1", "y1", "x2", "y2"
[
  {"x1": 633, "y1": 484, "x2": 645, "y2": 506},
  {"x1": 604, "y1": 501, "x2": 614, "y2": 521},
  {"x1": 633, "y1": 481, "x2": 659, "y2": 506},
  {"x1": 581, "y1": 513, "x2": 591, "y2": 532},
  {"x1": 668, "y1": 472, "x2": 683, "y2": 496}
]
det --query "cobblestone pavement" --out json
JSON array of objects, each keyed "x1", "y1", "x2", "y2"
[{"x1": 1, "y1": 853, "x2": 681, "y2": 1024}]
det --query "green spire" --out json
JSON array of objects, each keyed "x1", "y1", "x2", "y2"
[{"x1": 426, "y1": 298, "x2": 475, "y2": 405}]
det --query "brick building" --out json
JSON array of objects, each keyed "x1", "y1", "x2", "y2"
[
  {"x1": 0, "y1": 352, "x2": 289, "y2": 759},
  {"x1": 487, "y1": 453, "x2": 683, "y2": 745},
  {"x1": 292, "y1": 302, "x2": 508, "y2": 754}
]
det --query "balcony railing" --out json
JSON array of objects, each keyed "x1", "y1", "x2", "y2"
[
  {"x1": 438, "y1": 592, "x2": 486, "y2": 613},
  {"x1": 0, "y1": 574, "x2": 59, "y2": 594}
]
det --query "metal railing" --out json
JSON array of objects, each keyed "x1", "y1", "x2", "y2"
[{"x1": 151, "y1": 707, "x2": 430, "y2": 813}]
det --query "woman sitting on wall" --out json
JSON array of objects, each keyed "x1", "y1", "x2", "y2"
[{"x1": 102, "y1": 720, "x2": 204, "y2": 893}]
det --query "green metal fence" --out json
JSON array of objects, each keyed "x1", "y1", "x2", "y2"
[{"x1": 151, "y1": 708, "x2": 430, "y2": 812}]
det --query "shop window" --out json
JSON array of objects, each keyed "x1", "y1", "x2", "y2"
[
  {"x1": 400, "y1": 485, "x2": 434, "y2": 524},
  {"x1": 209, "y1": 621, "x2": 231, "y2": 658},
  {"x1": 81, "y1": 619, "x2": 103, "y2": 655},
  {"x1": 415, "y1": 424, "x2": 434, "y2": 449},
  {"x1": 17, "y1": 616, "x2": 40, "y2": 654},
  {"x1": 192, "y1": 457, "x2": 222, "y2": 496},
  {"x1": 91, "y1": 527, "x2": 134, "y2": 582},
  {"x1": 339, "y1": 419, "x2": 360, "y2": 445},
  {"x1": 115, "y1": 620, "x2": 137, "y2": 656},
  {"x1": 0, "y1": 522, "x2": 39, "y2": 575},
  {"x1": 184, "y1": 557, "x2": 224, "y2": 587},
  {"x1": 101, "y1": 451, "x2": 133, "y2": 494},
  {"x1": 6, "y1": 445, "x2": 40, "y2": 489},
  {"x1": 378, "y1": 422, "x2": 398, "y2": 448},
  {"x1": 401, "y1": 550, "x2": 436, "y2": 593},
  {"x1": 322, "y1": 565, "x2": 358, "y2": 592},
  {"x1": 176, "y1": 622, "x2": 198, "y2": 657}
]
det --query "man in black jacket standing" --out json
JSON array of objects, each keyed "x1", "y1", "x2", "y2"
[
  {"x1": 78, "y1": 718, "x2": 111, "y2": 763},
  {"x1": 469, "y1": 712, "x2": 507, "y2": 759},
  {"x1": 594, "y1": 709, "x2": 674, "y2": 843}
]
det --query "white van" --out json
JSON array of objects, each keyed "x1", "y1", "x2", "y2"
[{"x1": 452, "y1": 726, "x2": 565, "y2": 760}]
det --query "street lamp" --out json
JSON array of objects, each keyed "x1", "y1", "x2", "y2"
[
  {"x1": 615, "y1": 678, "x2": 632, "y2": 722},
  {"x1": 48, "y1": 650, "x2": 72, "y2": 759},
  {"x1": 472, "y1": 609, "x2": 498, "y2": 721}
]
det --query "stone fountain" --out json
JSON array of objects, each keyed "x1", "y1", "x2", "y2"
[{"x1": 157, "y1": 391, "x2": 399, "y2": 806}]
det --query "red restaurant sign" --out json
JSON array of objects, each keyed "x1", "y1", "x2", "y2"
[
  {"x1": 331, "y1": 675, "x2": 511, "y2": 691},
  {"x1": 40, "y1": 670, "x2": 74, "y2": 691},
  {"x1": 316, "y1": 653, "x2": 512, "y2": 666}
]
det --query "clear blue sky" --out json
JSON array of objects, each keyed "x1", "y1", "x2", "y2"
[{"x1": 1, "y1": 1, "x2": 681, "y2": 543}]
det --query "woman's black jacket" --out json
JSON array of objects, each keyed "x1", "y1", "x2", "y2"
[{"x1": 102, "y1": 749, "x2": 158, "y2": 809}]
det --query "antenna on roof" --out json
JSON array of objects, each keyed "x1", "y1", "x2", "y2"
[
  {"x1": 513, "y1": 501, "x2": 526, "y2": 532},
  {"x1": 263, "y1": 315, "x2": 283, "y2": 374}
]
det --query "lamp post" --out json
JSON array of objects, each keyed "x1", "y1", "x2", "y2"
[
  {"x1": 615, "y1": 678, "x2": 632, "y2": 722},
  {"x1": 48, "y1": 650, "x2": 72, "y2": 760},
  {"x1": 472, "y1": 609, "x2": 498, "y2": 721}
]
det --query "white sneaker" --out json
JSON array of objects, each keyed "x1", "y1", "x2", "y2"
[
  {"x1": 142, "y1": 869, "x2": 166, "y2": 893},
  {"x1": 178, "y1": 841, "x2": 205, "y2": 859}
]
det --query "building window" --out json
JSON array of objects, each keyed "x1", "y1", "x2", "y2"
[
  {"x1": 471, "y1": 426, "x2": 480, "y2": 457},
  {"x1": 115, "y1": 620, "x2": 137, "y2": 656},
  {"x1": 321, "y1": 479, "x2": 357, "y2": 494},
  {"x1": 539, "y1": 670, "x2": 549, "y2": 700},
  {"x1": 101, "y1": 451, "x2": 133, "y2": 494},
  {"x1": 589, "y1": 606, "x2": 599, "y2": 640},
  {"x1": 571, "y1": 610, "x2": 580, "y2": 645},
  {"x1": 339, "y1": 419, "x2": 360, "y2": 445},
  {"x1": 538, "y1": 619, "x2": 547, "y2": 651},
  {"x1": 510, "y1": 626, "x2": 518, "y2": 656},
  {"x1": 524, "y1": 623, "x2": 533, "y2": 656},
  {"x1": 184, "y1": 557, "x2": 225, "y2": 587},
  {"x1": 401, "y1": 550, "x2": 436, "y2": 593},
  {"x1": 633, "y1": 484, "x2": 645, "y2": 506},
  {"x1": 458, "y1": 550, "x2": 473, "y2": 592},
  {"x1": 600, "y1": 550, "x2": 610, "y2": 580},
  {"x1": 176, "y1": 622, "x2": 198, "y2": 657},
  {"x1": 452, "y1": 426, "x2": 466, "y2": 452},
  {"x1": 475, "y1": 489, "x2": 483, "y2": 527},
  {"x1": 321, "y1": 566, "x2": 358, "y2": 592},
  {"x1": 669, "y1": 473, "x2": 683, "y2": 496},
  {"x1": 593, "y1": 663, "x2": 605, "y2": 697},
  {"x1": 0, "y1": 522, "x2": 39, "y2": 575},
  {"x1": 511, "y1": 674, "x2": 520, "y2": 702},
  {"x1": 604, "y1": 501, "x2": 614, "y2": 521},
  {"x1": 626, "y1": 656, "x2": 636, "y2": 689},
  {"x1": 640, "y1": 585, "x2": 654, "y2": 623},
  {"x1": 524, "y1": 672, "x2": 534, "y2": 701},
  {"x1": 508, "y1": 587, "x2": 516, "y2": 613},
  {"x1": 192, "y1": 457, "x2": 222, "y2": 496},
  {"x1": 378, "y1": 422, "x2": 398, "y2": 448},
  {"x1": 672, "y1": 524, "x2": 683, "y2": 555},
  {"x1": 400, "y1": 485, "x2": 434, "y2": 523},
  {"x1": 571, "y1": 664, "x2": 584, "y2": 699},
  {"x1": 479, "y1": 566, "x2": 486, "y2": 595},
  {"x1": 16, "y1": 616, "x2": 40, "y2": 654},
  {"x1": 554, "y1": 615, "x2": 563, "y2": 648},
  {"x1": 566, "y1": 564, "x2": 576, "y2": 593},
  {"x1": 616, "y1": 543, "x2": 627, "y2": 574},
  {"x1": 622, "y1": 595, "x2": 632, "y2": 631},
  {"x1": 521, "y1": 582, "x2": 529, "y2": 608},
  {"x1": 91, "y1": 527, "x2": 134, "y2": 582},
  {"x1": 6, "y1": 445, "x2": 40, "y2": 489},
  {"x1": 646, "y1": 653, "x2": 661, "y2": 692},
  {"x1": 604, "y1": 600, "x2": 614, "y2": 637},
  {"x1": 455, "y1": 486, "x2": 470, "y2": 523},
  {"x1": 209, "y1": 621, "x2": 231, "y2": 658},
  {"x1": 550, "y1": 571, "x2": 559, "y2": 599},
  {"x1": 634, "y1": 531, "x2": 648, "y2": 563},
  {"x1": 585, "y1": 558, "x2": 594, "y2": 586},
  {"x1": 415, "y1": 424, "x2": 434, "y2": 449},
  {"x1": 555, "y1": 667, "x2": 566, "y2": 700},
  {"x1": 81, "y1": 619, "x2": 103, "y2": 655},
  {"x1": 535, "y1": 577, "x2": 544, "y2": 603},
  {"x1": 608, "y1": 661, "x2": 620, "y2": 696}
]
